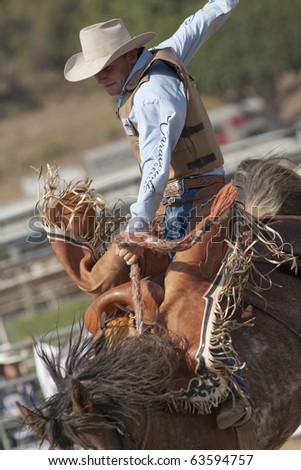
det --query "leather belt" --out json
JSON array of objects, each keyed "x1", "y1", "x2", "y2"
[{"x1": 164, "y1": 175, "x2": 224, "y2": 197}]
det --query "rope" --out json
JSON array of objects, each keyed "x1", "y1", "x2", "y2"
[
  {"x1": 116, "y1": 183, "x2": 238, "y2": 255},
  {"x1": 130, "y1": 263, "x2": 144, "y2": 334}
]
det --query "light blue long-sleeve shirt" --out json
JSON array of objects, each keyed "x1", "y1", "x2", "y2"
[{"x1": 118, "y1": 0, "x2": 239, "y2": 228}]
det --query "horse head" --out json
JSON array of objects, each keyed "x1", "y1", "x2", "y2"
[{"x1": 19, "y1": 329, "x2": 190, "y2": 450}]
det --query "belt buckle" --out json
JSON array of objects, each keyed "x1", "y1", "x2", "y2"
[{"x1": 164, "y1": 179, "x2": 184, "y2": 197}]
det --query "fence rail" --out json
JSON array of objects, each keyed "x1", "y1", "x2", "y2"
[{"x1": 0, "y1": 325, "x2": 81, "y2": 449}]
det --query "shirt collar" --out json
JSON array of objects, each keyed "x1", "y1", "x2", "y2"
[{"x1": 118, "y1": 48, "x2": 152, "y2": 107}]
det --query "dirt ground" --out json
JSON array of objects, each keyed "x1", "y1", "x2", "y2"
[{"x1": 0, "y1": 88, "x2": 125, "y2": 203}]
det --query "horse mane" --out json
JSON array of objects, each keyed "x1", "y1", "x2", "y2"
[
  {"x1": 233, "y1": 156, "x2": 301, "y2": 218},
  {"x1": 34, "y1": 326, "x2": 183, "y2": 448}
]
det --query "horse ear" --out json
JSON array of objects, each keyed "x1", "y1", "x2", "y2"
[
  {"x1": 16, "y1": 402, "x2": 46, "y2": 439},
  {"x1": 71, "y1": 379, "x2": 93, "y2": 413}
]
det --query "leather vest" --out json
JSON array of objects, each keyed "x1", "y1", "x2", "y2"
[{"x1": 117, "y1": 48, "x2": 223, "y2": 181}]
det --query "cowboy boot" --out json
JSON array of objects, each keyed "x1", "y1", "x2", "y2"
[{"x1": 216, "y1": 396, "x2": 252, "y2": 430}]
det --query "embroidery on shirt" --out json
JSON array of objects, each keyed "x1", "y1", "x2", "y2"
[{"x1": 143, "y1": 116, "x2": 171, "y2": 194}]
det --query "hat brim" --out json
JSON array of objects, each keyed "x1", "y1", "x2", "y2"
[
  {"x1": 0, "y1": 349, "x2": 29, "y2": 365},
  {"x1": 64, "y1": 32, "x2": 156, "y2": 82}
]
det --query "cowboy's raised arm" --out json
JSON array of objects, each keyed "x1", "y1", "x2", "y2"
[{"x1": 157, "y1": 0, "x2": 239, "y2": 65}]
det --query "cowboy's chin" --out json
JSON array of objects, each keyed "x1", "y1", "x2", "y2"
[{"x1": 103, "y1": 83, "x2": 121, "y2": 96}]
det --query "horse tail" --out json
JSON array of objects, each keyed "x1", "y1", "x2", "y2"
[
  {"x1": 233, "y1": 157, "x2": 301, "y2": 218},
  {"x1": 35, "y1": 163, "x2": 126, "y2": 254}
]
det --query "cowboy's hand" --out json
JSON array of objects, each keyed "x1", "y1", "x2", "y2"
[
  {"x1": 117, "y1": 228, "x2": 149, "y2": 265},
  {"x1": 117, "y1": 245, "x2": 144, "y2": 265}
]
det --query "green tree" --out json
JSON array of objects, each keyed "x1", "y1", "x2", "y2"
[
  {"x1": 189, "y1": 0, "x2": 301, "y2": 98},
  {"x1": 1, "y1": 0, "x2": 301, "y2": 114}
]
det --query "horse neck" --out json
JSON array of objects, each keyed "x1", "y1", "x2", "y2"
[
  {"x1": 133, "y1": 410, "x2": 238, "y2": 450},
  {"x1": 107, "y1": 411, "x2": 149, "y2": 450},
  {"x1": 88, "y1": 410, "x2": 150, "y2": 450}
]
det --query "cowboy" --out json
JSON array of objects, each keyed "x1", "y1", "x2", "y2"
[
  {"x1": 63, "y1": 0, "x2": 251, "y2": 430},
  {"x1": 64, "y1": 1, "x2": 239, "y2": 263}
]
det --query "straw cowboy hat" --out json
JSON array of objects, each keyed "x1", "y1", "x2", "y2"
[
  {"x1": 0, "y1": 348, "x2": 29, "y2": 365},
  {"x1": 64, "y1": 19, "x2": 156, "y2": 82}
]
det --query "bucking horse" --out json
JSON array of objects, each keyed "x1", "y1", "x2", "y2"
[{"x1": 18, "y1": 157, "x2": 301, "y2": 450}]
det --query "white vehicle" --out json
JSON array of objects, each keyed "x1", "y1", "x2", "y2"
[{"x1": 209, "y1": 97, "x2": 269, "y2": 145}]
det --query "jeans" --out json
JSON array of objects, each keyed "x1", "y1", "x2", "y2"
[
  {"x1": 162, "y1": 187, "x2": 201, "y2": 259},
  {"x1": 162, "y1": 188, "x2": 200, "y2": 239}
]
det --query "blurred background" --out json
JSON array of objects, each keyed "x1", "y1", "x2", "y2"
[{"x1": 0, "y1": 0, "x2": 301, "y2": 449}]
